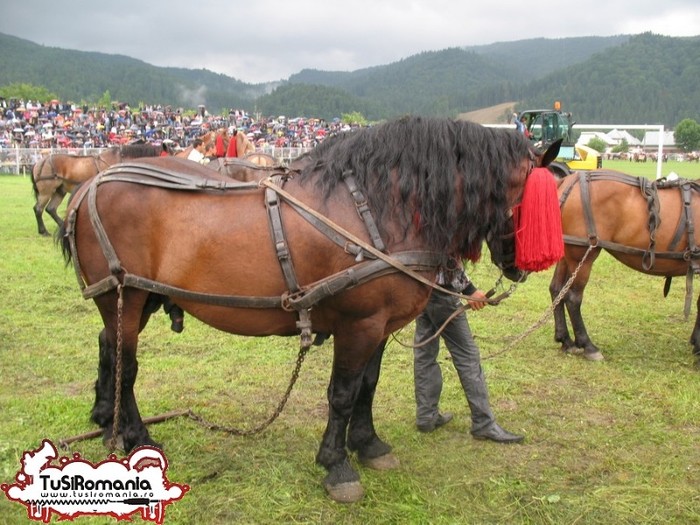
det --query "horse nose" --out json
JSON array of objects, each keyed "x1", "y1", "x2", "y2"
[{"x1": 503, "y1": 267, "x2": 528, "y2": 283}]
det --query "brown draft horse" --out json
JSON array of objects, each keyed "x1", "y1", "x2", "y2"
[
  {"x1": 60, "y1": 117, "x2": 559, "y2": 502},
  {"x1": 551, "y1": 170, "x2": 700, "y2": 364},
  {"x1": 31, "y1": 144, "x2": 159, "y2": 236}
]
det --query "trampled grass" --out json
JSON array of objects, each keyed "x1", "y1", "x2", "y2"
[{"x1": 1, "y1": 168, "x2": 699, "y2": 524}]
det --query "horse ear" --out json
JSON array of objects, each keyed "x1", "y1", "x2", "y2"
[{"x1": 540, "y1": 138, "x2": 563, "y2": 167}]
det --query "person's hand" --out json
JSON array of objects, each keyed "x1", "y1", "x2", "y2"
[{"x1": 467, "y1": 289, "x2": 488, "y2": 311}]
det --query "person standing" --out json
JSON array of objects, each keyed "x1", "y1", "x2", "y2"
[
  {"x1": 413, "y1": 262, "x2": 524, "y2": 443},
  {"x1": 186, "y1": 138, "x2": 206, "y2": 163}
]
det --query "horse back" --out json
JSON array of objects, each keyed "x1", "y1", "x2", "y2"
[{"x1": 559, "y1": 171, "x2": 700, "y2": 275}]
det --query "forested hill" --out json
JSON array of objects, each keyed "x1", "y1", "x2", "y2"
[
  {"x1": 0, "y1": 31, "x2": 697, "y2": 126},
  {"x1": 520, "y1": 33, "x2": 700, "y2": 127}
]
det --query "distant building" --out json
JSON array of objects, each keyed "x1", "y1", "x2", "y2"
[
  {"x1": 642, "y1": 130, "x2": 677, "y2": 153},
  {"x1": 578, "y1": 131, "x2": 613, "y2": 146},
  {"x1": 577, "y1": 129, "x2": 641, "y2": 147}
]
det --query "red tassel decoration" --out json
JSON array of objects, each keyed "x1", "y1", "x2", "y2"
[{"x1": 514, "y1": 167, "x2": 564, "y2": 272}]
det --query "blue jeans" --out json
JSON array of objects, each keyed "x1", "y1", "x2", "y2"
[{"x1": 413, "y1": 290, "x2": 495, "y2": 432}]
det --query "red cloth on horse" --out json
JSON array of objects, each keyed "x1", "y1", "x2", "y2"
[
  {"x1": 215, "y1": 134, "x2": 226, "y2": 157},
  {"x1": 514, "y1": 167, "x2": 564, "y2": 272},
  {"x1": 226, "y1": 136, "x2": 237, "y2": 158}
]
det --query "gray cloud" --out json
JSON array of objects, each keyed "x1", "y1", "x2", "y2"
[{"x1": 2, "y1": 0, "x2": 698, "y2": 83}]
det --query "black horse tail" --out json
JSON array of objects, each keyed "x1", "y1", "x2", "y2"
[
  {"x1": 57, "y1": 218, "x2": 73, "y2": 266},
  {"x1": 56, "y1": 187, "x2": 83, "y2": 264}
]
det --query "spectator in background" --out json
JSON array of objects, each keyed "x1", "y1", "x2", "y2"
[{"x1": 186, "y1": 138, "x2": 206, "y2": 163}]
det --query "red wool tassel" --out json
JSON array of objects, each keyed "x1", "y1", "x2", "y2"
[{"x1": 514, "y1": 167, "x2": 564, "y2": 272}]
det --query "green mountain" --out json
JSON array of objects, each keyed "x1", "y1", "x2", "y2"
[{"x1": 0, "y1": 31, "x2": 697, "y2": 126}]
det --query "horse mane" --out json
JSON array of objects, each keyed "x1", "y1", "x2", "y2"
[{"x1": 299, "y1": 116, "x2": 531, "y2": 260}]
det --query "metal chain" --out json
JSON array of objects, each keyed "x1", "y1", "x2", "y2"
[
  {"x1": 186, "y1": 345, "x2": 310, "y2": 436},
  {"x1": 482, "y1": 244, "x2": 595, "y2": 360},
  {"x1": 391, "y1": 272, "x2": 524, "y2": 350},
  {"x1": 389, "y1": 246, "x2": 595, "y2": 358},
  {"x1": 109, "y1": 284, "x2": 124, "y2": 452}
]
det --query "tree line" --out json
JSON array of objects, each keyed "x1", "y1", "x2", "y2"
[{"x1": 0, "y1": 32, "x2": 698, "y2": 128}]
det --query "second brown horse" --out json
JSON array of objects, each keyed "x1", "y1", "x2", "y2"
[{"x1": 551, "y1": 170, "x2": 700, "y2": 364}]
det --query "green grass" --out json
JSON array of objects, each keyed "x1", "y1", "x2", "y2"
[
  {"x1": 1, "y1": 172, "x2": 699, "y2": 524},
  {"x1": 600, "y1": 158, "x2": 700, "y2": 180}
]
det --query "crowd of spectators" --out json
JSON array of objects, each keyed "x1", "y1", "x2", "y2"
[{"x1": 0, "y1": 97, "x2": 356, "y2": 152}]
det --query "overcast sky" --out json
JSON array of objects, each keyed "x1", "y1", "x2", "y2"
[{"x1": 1, "y1": 1, "x2": 698, "y2": 84}]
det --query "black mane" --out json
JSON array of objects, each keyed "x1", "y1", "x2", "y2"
[{"x1": 299, "y1": 116, "x2": 531, "y2": 260}]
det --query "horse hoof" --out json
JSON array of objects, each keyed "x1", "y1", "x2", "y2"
[
  {"x1": 102, "y1": 433, "x2": 125, "y2": 451},
  {"x1": 584, "y1": 351, "x2": 605, "y2": 361},
  {"x1": 360, "y1": 453, "x2": 400, "y2": 471},
  {"x1": 324, "y1": 480, "x2": 364, "y2": 503}
]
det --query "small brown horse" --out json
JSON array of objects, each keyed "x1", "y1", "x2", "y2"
[
  {"x1": 31, "y1": 144, "x2": 159, "y2": 236},
  {"x1": 243, "y1": 152, "x2": 279, "y2": 167},
  {"x1": 60, "y1": 117, "x2": 560, "y2": 502},
  {"x1": 208, "y1": 156, "x2": 280, "y2": 182},
  {"x1": 551, "y1": 170, "x2": 700, "y2": 364}
]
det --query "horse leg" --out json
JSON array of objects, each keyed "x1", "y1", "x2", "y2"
[
  {"x1": 347, "y1": 339, "x2": 399, "y2": 471},
  {"x1": 33, "y1": 192, "x2": 54, "y2": 236},
  {"x1": 316, "y1": 330, "x2": 382, "y2": 503},
  {"x1": 45, "y1": 189, "x2": 67, "y2": 230},
  {"x1": 549, "y1": 259, "x2": 577, "y2": 352},
  {"x1": 689, "y1": 294, "x2": 700, "y2": 367},
  {"x1": 561, "y1": 250, "x2": 605, "y2": 361},
  {"x1": 91, "y1": 290, "x2": 161, "y2": 451}
]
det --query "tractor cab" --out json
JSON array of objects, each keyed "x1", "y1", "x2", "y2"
[
  {"x1": 520, "y1": 108, "x2": 573, "y2": 146},
  {"x1": 517, "y1": 102, "x2": 601, "y2": 177}
]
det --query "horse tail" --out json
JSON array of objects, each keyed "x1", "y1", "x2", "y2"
[
  {"x1": 57, "y1": 215, "x2": 72, "y2": 264},
  {"x1": 57, "y1": 183, "x2": 88, "y2": 263},
  {"x1": 30, "y1": 156, "x2": 48, "y2": 198}
]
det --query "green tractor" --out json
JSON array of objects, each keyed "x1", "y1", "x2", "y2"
[{"x1": 517, "y1": 102, "x2": 602, "y2": 178}]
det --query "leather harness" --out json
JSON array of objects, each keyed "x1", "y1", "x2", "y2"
[
  {"x1": 66, "y1": 162, "x2": 442, "y2": 348},
  {"x1": 559, "y1": 170, "x2": 700, "y2": 317}
]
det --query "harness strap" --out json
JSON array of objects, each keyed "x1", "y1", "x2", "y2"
[
  {"x1": 87, "y1": 176, "x2": 122, "y2": 276},
  {"x1": 578, "y1": 171, "x2": 598, "y2": 246},
  {"x1": 638, "y1": 177, "x2": 660, "y2": 270},
  {"x1": 680, "y1": 182, "x2": 699, "y2": 318},
  {"x1": 562, "y1": 234, "x2": 700, "y2": 260},
  {"x1": 342, "y1": 170, "x2": 386, "y2": 252},
  {"x1": 80, "y1": 251, "x2": 441, "y2": 309},
  {"x1": 264, "y1": 175, "x2": 314, "y2": 347}
]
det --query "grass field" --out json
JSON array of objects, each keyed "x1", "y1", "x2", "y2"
[{"x1": 1, "y1": 161, "x2": 699, "y2": 524}]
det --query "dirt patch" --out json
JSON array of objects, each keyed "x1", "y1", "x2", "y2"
[{"x1": 457, "y1": 102, "x2": 519, "y2": 124}]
